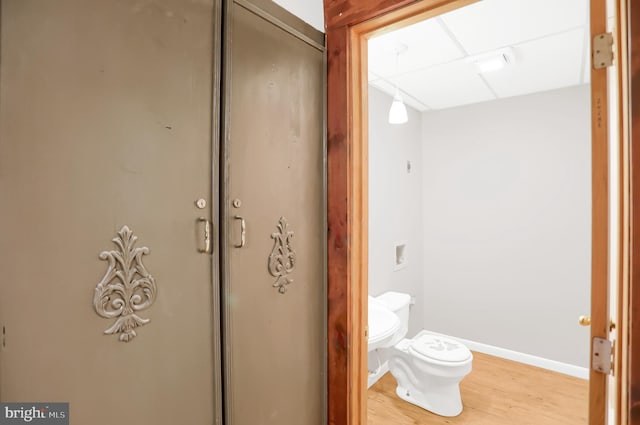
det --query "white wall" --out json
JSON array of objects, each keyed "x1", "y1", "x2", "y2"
[
  {"x1": 368, "y1": 87, "x2": 424, "y2": 336},
  {"x1": 272, "y1": 0, "x2": 325, "y2": 31},
  {"x1": 420, "y1": 85, "x2": 592, "y2": 368}
]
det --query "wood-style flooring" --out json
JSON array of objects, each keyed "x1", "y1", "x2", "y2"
[{"x1": 368, "y1": 352, "x2": 588, "y2": 425}]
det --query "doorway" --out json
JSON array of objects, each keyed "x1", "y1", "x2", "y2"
[
  {"x1": 324, "y1": 0, "x2": 628, "y2": 424},
  {"x1": 365, "y1": 2, "x2": 599, "y2": 423}
]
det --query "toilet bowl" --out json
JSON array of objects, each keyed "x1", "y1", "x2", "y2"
[
  {"x1": 367, "y1": 294, "x2": 408, "y2": 388},
  {"x1": 374, "y1": 291, "x2": 473, "y2": 417},
  {"x1": 389, "y1": 330, "x2": 472, "y2": 417}
]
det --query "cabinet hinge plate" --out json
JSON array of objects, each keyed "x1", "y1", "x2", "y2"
[
  {"x1": 593, "y1": 32, "x2": 614, "y2": 69},
  {"x1": 592, "y1": 337, "x2": 613, "y2": 374}
]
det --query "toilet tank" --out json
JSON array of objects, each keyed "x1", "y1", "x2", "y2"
[{"x1": 376, "y1": 291, "x2": 411, "y2": 341}]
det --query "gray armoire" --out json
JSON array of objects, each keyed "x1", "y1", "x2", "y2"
[{"x1": 0, "y1": 0, "x2": 325, "y2": 424}]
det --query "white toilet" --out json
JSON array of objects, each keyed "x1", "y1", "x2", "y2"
[{"x1": 374, "y1": 291, "x2": 473, "y2": 417}]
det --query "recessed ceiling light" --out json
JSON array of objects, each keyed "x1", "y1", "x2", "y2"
[{"x1": 468, "y1": 48, "x2": 515, "y2": 73}]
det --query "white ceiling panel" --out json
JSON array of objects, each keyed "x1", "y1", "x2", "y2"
[
  {"x1": 368, "y1": 0, "x2": 592, "y2": 111},
  {"x1": 481, "y1": 28, "x2": 585, "y2": 99},
  {"x1": 368, "y1": 18, "x2": 465, "y2": 79},
  {"x1": 396, "y1": 60, "x2": 496, "y2": 110},
  {"x1": 439, "y1": 0, "x2": 588, "y2": 55},
  {"x1": 369, "y1": 78, "x2": 430, "y2": 112}
]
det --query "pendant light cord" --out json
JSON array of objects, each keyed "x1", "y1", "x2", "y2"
[{"x1": 394, "y1": 50, "x2": 400, "y2": 93}]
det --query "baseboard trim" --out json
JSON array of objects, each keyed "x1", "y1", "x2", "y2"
[{"x1": 422, "y1": 330, "x2": 589, "y2": 380}]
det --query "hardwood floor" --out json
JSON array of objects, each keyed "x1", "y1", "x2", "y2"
[{"x1": 367, "y1": 352, "x2": 588, "y2": 425}]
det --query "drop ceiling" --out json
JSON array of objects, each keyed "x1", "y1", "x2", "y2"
[{"x1": 367, "y1": 0, "x2": 613, "y2": 112}]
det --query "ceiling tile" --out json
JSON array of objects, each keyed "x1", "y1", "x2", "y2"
[
  {"x1": 396, "y1": 60, "x2": 496, "y2": 110},
  {"x1": 440, "y1": 0, "x2": 588, "y2": 55},
  {"x1": 481, "y1": 28, "x2": 586, "y2": 99},
  {"x1": 368, "y1": 18, "x2": 465, "y2": 79},
  {"x1": 368, "y1": 0, "x2": 594, "y2": 111}
]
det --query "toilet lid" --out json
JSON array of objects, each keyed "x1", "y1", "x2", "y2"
[{"x1": 409, "y1": 335, "x2": 471, "y2": 363}]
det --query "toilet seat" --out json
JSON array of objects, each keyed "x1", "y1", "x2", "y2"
[{"x1": 409, "y1": 334, "x2": 471, "y2": 363}]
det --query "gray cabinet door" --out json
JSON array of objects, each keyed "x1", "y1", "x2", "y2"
[
  {"x1": 0, "y1": 1, "x2": 222, "y2": 423},
  {"x1": 222, "y1": 2, "x2": 325, "y2": 424}
]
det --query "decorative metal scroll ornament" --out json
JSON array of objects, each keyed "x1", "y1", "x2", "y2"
[
  {"x1": 93, "y1": 226, "x2": 157, "y2": 342},
  {"x1": 268, "y1": 217, "x2": 296, "y2": 294}
]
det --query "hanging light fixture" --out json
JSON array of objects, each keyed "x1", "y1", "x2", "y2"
[
  {"x1": 388, "y1": 88, "x2": 408, "y2": 124},
  {"x1": 388, "y1": 48, "x2": 408, "y2": 125}
]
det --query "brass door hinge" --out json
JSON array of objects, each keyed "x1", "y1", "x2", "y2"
[
  {"x1": 592, "y1": 337, "x2": 614, "y2": 375},
  {"x1": 593, "y1": 33, "x2": 614, "y2": 69}
]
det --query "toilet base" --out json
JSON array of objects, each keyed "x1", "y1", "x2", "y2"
[
  {"x1": 389, "y1": 331, "x2": 472, "y2": 417},
  {"x1": 368, "y1": 363, "x2": 388, "y2": 388},
  {"x1": 394, "y1": 383, "x2": 463, "y2": 417}
]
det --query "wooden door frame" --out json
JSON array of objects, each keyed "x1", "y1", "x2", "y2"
[
  {"x1": 324, "y1": 1, "x2": 638, "y2": 425},
  {"x1": 628, "y1": 1, "x2": 640, "y2": 423}
]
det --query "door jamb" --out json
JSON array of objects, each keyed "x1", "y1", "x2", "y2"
[
  {"x1": 590, "y1": 0, "x2": 612, "y2": 423},
  {"x1": 614, "y1": 0, "x2": 630, "y2": 423},
  {"x1": 627, "y1": 1, "x2": 640, "y2": 422}
]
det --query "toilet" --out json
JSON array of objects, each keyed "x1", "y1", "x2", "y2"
[
  {"x1": 368, "y1": 296, "x2": 401, "y2": 351},
  {"x1": 374, "y1": 291, "x2": 473, "y2": 417}
]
